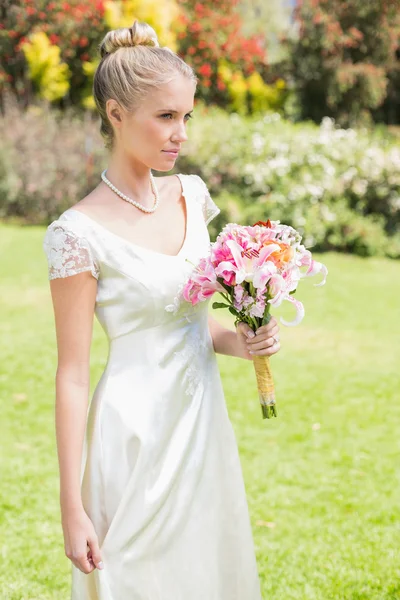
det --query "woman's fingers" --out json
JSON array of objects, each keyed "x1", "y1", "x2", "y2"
[
  {"x1": 66, "y1": 541, "x2": 96, "y2": 574},
  {"x1": 236, "y1": 318, "x2": 281, "y2": 356},
  {"x1": 246, "y1": 321, "x2": 281, "y2": 355},
  {"x1": 248, "y1": 337, "x2": 277, "y2": 351},
  {"x1": 249, "y1": 339, "x2": 280, "y2": 356},
  {"x1": 72, "y1": 550, "x2": 96, "y2": 574},
  {"x1": 236, "y1": 321, "x2": 255, "y2": 339},
  {"x1": 247, "y1": 327, "x2": 279, "y2": 349},
  {"x1": 255, "y1": 318, "x2": 278, "y2": 336},
  {"x1": 62, "y1": 511, "x2": 104, "y2": 575},
  {"x1": 88, "y1": 535, "x2": 104, "y2": 570}
]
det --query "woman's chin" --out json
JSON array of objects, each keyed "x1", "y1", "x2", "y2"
[{"x1": 152, "y1": 162, "x2": 176, "y2": 172}]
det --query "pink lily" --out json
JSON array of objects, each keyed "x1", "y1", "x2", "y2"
[
  {"x1": 297, "y1": 249, "x2": 328, "y2": 287},
  {"x1": 279, "y1": 296, "x2": 305, "y2": 327},
  {"x1": 215, "y1": 239, "x2": 281, "y2": 285},
  {"x1": 252, "y1": 260, "x2": 278, "y2": 290},
  {"x1": 183, "y1": 257, "x2": 224, "y2": 304}
]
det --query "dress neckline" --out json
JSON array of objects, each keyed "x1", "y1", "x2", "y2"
[{"x1": 63, "y1": 173, "x2": 191, "y2": 259}]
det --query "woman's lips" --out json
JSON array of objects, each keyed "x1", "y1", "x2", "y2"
[{"x1": 162, "y1": 150, "x2": 179, "y2": 157}]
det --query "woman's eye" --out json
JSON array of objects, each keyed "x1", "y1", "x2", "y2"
[{"x1": 160, "y1": 113, "x2": 193, "y2": 120}]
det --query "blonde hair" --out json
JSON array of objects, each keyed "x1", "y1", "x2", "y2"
[{"x1": 93, "y1": 20, "x2": 198, "y2": 150}]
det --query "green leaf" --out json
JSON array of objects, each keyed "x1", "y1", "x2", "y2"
[
  {"x1": 229, "y1": 306, "x2": 239, "y2": 316},
  {"x1": 212, "y1": 302, "x2": 230, "y2": 310},
  {"x1": 262, "y1": 303, "x2": 271, "y2": 325}
]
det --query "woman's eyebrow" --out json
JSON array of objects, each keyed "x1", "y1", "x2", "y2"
[{"x1": 157, "y1": 109, "x2": 194, "y2": 113}]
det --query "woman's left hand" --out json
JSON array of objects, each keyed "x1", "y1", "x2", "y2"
[{"x1": 236, "y1": 317, "x2": 281, "y2": 360}]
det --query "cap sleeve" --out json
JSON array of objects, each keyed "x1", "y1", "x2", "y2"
[
  {"x1": 43, "y1": 220, "x2": 100, "y2": 281},
  {"x1": 188, "y1": 174, "x2": 220, "y2": 226}
]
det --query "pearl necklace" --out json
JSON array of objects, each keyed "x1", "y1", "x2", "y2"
[{"x1": 101, "y1": 169, "x2": 160, "y2": 214}]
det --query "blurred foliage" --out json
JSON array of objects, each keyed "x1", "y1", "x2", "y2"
[
  {"x1": 0, "y1": 0, "x2": 178, "y2": 109},
  {"x1": 0, "y1": 0, "x2": 108, "y2": 107},
  {"x1": 180, "y1": 105, "x2": 400, "y2": 258},
  {"x1": 0, "y1": 101, "x2": 104, "y2": 222},
  {"x1": 236, "y1": 0, "x2": 294, "y2": 64},
  {"x1": 104, "y1": 0, "x2": 179, "y2": 50},
  {"x1": 21, "y1": 32, "x2": 70, "y2": 102},
  {"x1": 284, "y1": 0, "x2": 400, "y2": 126},
  {"x1": 1, "y1": 100, "x2": 399, "y2": 258},
  {"x1": 173, "y1": 0, "x2": 270, "y2": 107},
  {"x1": 217, "y1": 62, "x2": 288, "y2": 116},
  {"x1": 1, "y1": 0, "x2": 400, "y2": 125}
]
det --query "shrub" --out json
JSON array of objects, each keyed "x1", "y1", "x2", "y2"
[
  {"x1": 0, "y1": 101, "x2": 399, "y2": 258},
  {"x1": 285, "y1": 0, "x2": 400, "y2": 126},
  {"x1": 0, "y1": 0, "x2": 181, "y2": 110},
  {"x1": 179, "y1": 109, "x2": 400, "y2": 256},
  {"x1": 217, "y1": 63, "x2": 288, "y2": 116},
  {"x1": 21, "y1": 32, "x2": 70, "y2": 102},
  {"x1": 0, "y1": 102, "x2": 105, "y2": 222},
  {"x1": 0, "y1": 0, "x2": 107, "y2": 107},
  {"x1": 175, "y1": 0, "x2": 270, "y2": 112}
]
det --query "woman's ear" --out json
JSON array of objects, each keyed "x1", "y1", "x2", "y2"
[{"x1": 106, "y1": 99, "x2": 123, "y2": 130}]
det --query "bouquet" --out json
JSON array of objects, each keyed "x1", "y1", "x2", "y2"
[{"x1": 182, "y1": 219, "x2": 328, "y2": 420}]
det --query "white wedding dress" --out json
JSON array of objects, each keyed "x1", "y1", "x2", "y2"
[{"x1": 43, "y1": 173, "x2": 263, "y2": 600}]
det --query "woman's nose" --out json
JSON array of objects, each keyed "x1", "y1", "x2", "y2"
[{"x1": 172, "y1": 122, "x2": 188, "y2": 143}]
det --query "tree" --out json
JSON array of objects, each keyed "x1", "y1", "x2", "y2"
[{"x1": 286, "y1": 0, "x2": 400, "y2": 125}]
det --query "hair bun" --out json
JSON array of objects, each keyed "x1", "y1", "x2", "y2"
[{"x1": 100, "y1": 20, "x2": 159, "y2": 58}]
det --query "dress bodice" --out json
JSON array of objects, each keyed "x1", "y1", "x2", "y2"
[{"x1": 42, "y1": 173, "x2": 220, "y2": 341}]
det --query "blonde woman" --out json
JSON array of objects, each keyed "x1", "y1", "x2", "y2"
[{"x1": 43, "y1": 20, "x2": 280, "y2": 599}]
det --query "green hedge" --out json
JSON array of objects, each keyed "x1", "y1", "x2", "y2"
[{"x1": 1, "y1": 102, "x2": 399, "y2": 257}]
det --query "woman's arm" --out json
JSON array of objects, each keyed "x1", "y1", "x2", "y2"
[
  {"x1": 50, "y1": 272, "x2": 96, "y2": 510},
  {"x1": 48, "y1": 271, "x2": 103, "y2": 573},
  {"x1": 208, "y1": 314, "x2": 281, "y2": 360}
]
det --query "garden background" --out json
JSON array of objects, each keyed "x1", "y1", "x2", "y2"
[{"x1": 1, "y1": 1, "x2": 400, "y2": 598}]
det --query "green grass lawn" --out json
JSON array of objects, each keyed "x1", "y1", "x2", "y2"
[{"x1": 1, "y1": 223, "x2": 399, "y2": 600}]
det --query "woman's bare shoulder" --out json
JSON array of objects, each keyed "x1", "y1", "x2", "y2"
[{"x1": 69, "y1": 182, "x2": 105, "y2": 213}]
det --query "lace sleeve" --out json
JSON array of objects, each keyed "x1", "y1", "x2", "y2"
[
  {"x1": 190, "y1": 175, "x2": 220, "y2": 226},
  {"x1": 43, "y1": 221, "x2": 100, "y2": 280}
]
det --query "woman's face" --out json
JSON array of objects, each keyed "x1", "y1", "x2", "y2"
[{"x1": 109, "y1": 74, "x2": 196, "y2": 171}]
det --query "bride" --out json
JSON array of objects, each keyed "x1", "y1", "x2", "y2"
[{"x1": 43, "y1": 19, "x2": 281, "y2": 599}]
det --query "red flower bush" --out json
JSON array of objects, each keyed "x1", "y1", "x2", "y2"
[
  {"x1": 0, "y1": 0, "x2": 107, "y2": 107},
  {"x1": 175, "y1": 0, "x2": 268, "y2": 105}
]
